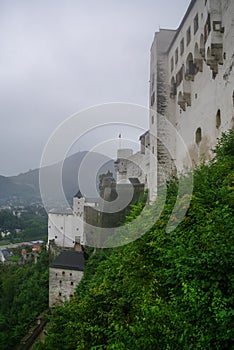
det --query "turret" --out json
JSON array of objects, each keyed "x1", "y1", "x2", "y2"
[{"x1": 73, "y1": 190, "x2": 85, "y2": 217}]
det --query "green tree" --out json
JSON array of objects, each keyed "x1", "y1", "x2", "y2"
[
  {"x1": 0, "y1": 247, "x2": 49, "y2": 350},
  {"x1": 40, "y1": 130, "x2": 234, "y2": 349}
]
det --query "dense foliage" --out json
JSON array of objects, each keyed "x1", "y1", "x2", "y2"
[
  {"x1": 0, "y1": 208, "x2": 47, "y2": 241},
  {"x1": 41, "y1": 131, "x2": 234, "y2": 349},
  {"x1": 0, "y1": 247, "x2": 49, "y2": 349}
]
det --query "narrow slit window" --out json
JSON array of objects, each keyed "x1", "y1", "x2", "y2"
[
  {"x1": 195, "y1": 127, "x2": 202, "y2": 145},
  {"x1": 216, "y1": 109, "x2": 221, "y2": 128}
]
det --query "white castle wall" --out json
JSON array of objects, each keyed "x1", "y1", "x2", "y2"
[
  {"x1": 47, "y1": 196, "x2": 85, "y2": 248},
  {"x1": 148, "y1": 0, "x2": 234, "y2": 201},
  {"x1": 167, "y1": 0, "x2": 234, "y2": 170}
]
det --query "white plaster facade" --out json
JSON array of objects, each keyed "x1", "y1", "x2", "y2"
[
  {"x1": 47, "y1": 194, "x2": 85, "y2": 248},
  {"x1": 147, "y1": 0, "x2": 234, "y2": 201}
]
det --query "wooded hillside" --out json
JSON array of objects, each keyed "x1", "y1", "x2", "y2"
[{"x1": 39, "y1": 131, "x2": 234, "y2": 350}]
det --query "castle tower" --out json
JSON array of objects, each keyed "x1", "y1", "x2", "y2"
[
  {"x1": 73, "y1": 190, "x2": 85, "y2": 217},
  {"x1": 114, "y1": 148, "x2": 133, "y2": 184},
  {"x1": 73, "y1": 190, "x2": 85, "y2": 246}
]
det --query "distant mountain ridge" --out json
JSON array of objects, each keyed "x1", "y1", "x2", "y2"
[
  {"x1": 0, "y1": 151, "x2": 115, "y2": 206},
  {"x1": 0, "y1": 175, "x2": 36, "y2": 203}
]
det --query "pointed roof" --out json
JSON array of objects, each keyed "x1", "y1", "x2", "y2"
[{"x1": 74, "y1": 190, "x2": 83, "y2": 198}]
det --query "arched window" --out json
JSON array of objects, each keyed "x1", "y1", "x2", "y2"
[
  {"x1": 170, "y1": 76, "x2": 177, "y2": 97},
  {"x1": 194, "y1": 43, "x2": 203, "y2": 72},
  {"x1": 204, "y1": 13, "x2": 211, "y2": 43},
  {"x1": 186, "y1": 52, "x2": 195, "y2": 76},
  {"x1": 216, "y1": 109, "x2": 221, "y2": 128},
  {"x1": 200, "y1": 34, "x2": 205, "y2": 57},
  {"x1": 195, "y1": 127, "x2": 202, "y2": 145}
]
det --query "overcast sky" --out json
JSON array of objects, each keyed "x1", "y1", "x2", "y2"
[{"x1": 0, "y1": 0, "x2": 190, "y2": 176}]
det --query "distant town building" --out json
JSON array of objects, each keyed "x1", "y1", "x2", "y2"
[{"x1": 0, "y1": 248, "x2": 13, "y2": 263}]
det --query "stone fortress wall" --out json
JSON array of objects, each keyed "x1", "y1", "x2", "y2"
[{"x1": 116, "y1": 0, "x2": 234, "y2": 202}]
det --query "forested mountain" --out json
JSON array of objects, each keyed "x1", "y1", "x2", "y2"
[
  {"x1": 0, "y1": 152, "x2": 114, "y2": 205},
  {"x1": 0, "y1": 175, "x2": 36, "y2": 203},
  {"x1": 39, "y1": 131, "x2": 234, "y2": 349}
]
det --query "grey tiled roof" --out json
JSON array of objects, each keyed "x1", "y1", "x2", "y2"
[
  {"x1": 129, "y1": 178, "x2": 141, "y2": 185},
  {"x1": 49, "y1": 208, "x2": 73, "y2": 215},
  {"x1": 50, "y1": 251, "x2": 85, "y2": 271}
]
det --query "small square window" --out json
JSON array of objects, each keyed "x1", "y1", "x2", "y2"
[
  {"x1": 59, "y1": 292, "x2": 62, "y2": 297},
  {"x1": 62, "y1": 271, "x2": 65, "y2": 275},
  {"x1": 213, "y1": 21, "x2": 222, "y2": 31},
  {"x1": 186, "y1": 27, "x2": 191, "y2": 45},
  {"x1": 180, "y1": 38, "x2": 184, "y2": 55},
  {"x1": 71, "y1": 281, "x2": 74, "y2": 286}
]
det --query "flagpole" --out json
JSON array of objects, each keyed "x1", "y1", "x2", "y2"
[{"x1": 118, "y1": 133, "x2": 122, "y2": 149}]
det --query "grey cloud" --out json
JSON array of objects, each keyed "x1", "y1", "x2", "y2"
[{"x1": 0, "y1": 0, "x2": 190, "y2": 175}]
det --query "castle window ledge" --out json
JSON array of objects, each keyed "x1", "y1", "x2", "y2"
[
  {"x1": 194, "y1": 58, "x2": 203, "y2": 72},
  {"x1": 178, "y1": 93, "x2": 186, "y2": 111},
  {"x1": 211, "y1": 43, "x2": 223, "y2": 65},
  {"x1": 176, "y1": 66, "x2": 184, "y2": 87},
  {"x1": 183, "y1": 92, "x2": 191, "y2": 106},
  {"x1": 178, "y1": 102, "x2": 186, "y2": 111},
  {"x1": 211, "y1": 63, "x2": 218, "y2": 79},
  {"x1": 205, "y1": 33, "x2": 223, "y2": 64},
  {"x1": 185, "y1": 72, "x2": 194, "y2": 81},
  {"x1": 200, "y1": 48, "x2": 205, "y2": 57}
]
